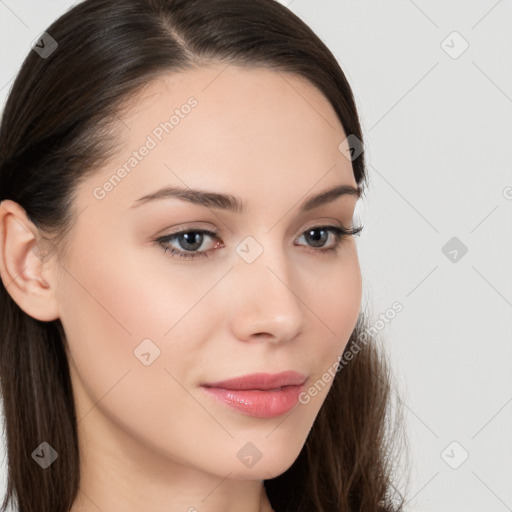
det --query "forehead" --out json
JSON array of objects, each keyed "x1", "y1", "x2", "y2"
[{"x1": 81, "y1": 64, "x2": 357, "y2": 212}]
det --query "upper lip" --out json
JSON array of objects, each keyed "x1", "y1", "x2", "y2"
[{"x1": 202, "y1": 371, "x2": 307, "y2": 390}]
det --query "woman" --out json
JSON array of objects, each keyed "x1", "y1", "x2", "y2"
[{"x1": 0, "y1": 0, "x2": 405, "y2": 511}]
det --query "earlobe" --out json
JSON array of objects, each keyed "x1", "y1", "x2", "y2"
[{"x1": 0, "y1": 199, "x2": 60, "y2": 322}]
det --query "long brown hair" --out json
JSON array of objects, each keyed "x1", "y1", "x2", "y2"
[{"x1": 0, "y1": 1, "x2": 406, "y2": 510}]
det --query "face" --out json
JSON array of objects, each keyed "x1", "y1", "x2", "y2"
[{"x1": 54, "y1": 64, "x2": 362, "y2": 481}]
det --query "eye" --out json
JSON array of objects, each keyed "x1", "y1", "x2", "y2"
[
  {"x1": 295, "y1": 224, "x2": 363, "y2": 257},
  {"x1": 155, "y1": 229, "x2": 221, "y2": 260},
  {"x1": 154, "y1": 224, "x2": 363, "y2": 261}
]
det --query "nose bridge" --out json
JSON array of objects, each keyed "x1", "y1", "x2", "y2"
[{"x1": 229, "y1": 231, "x2": 306, "y2": 341}]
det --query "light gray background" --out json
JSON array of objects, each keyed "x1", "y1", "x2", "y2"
[{"x1": 1, "y1": 1, "x2": 511, "y2": 511}]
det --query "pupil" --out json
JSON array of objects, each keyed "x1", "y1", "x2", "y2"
[
  {"x1": 307, "y1": 228, "x2": 327, "y2": 247},
  {"x1": 180, "y1": 232, "x2": 203, "y2": 251}
]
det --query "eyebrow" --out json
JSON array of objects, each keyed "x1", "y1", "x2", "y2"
[{"x1": 130, "y1": 183, "x2": 361, "y2": 213}]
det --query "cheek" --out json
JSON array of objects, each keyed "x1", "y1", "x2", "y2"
[
  {"x1": 309, "y1": 244, "x2": 361, "y2": 344},
  {"x1": 58, "y1": 246, "x2": 219, "y2": 462},
  {"x1": 60, "y1": 243, "x2": 212, "y2": 376},
  {"x1": 298, "y1": 247, "x2": 361, "y2": 403},
  {"x1": 60, "y1": 234, "x2": 211, "y2": 347}
]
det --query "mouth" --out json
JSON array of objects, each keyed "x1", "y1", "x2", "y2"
[{"x1": 200, "y1": 371, "x2": 307, "y2": 419}]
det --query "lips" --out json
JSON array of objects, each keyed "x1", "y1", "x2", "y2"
[
  {"x1": 200, "y1": 371, "x2": 307, "y2": 419},
  {"x1": 202, "y1": 371, "x2": 307, "y2": 391}
]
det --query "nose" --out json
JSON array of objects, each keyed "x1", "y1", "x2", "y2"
[{"x1": 228, "y1": 243, "x2": 307, "y2": 344}]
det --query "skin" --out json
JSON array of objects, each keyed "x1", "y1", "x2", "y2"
[{"x1": 0, "y1": 63, "x2": 362, "y2": 512}]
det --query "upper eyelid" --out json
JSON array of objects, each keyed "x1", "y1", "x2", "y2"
[
  {"x1": 160, "y1": 216, "x2": 356, "y2": 236},
  {"x1": 158, "y1": 223, "x2": 360, "y2": 246}
]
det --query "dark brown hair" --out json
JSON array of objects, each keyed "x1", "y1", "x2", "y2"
[{"x1": 0, "y1": 1, "x2": 406, "y2": 510}]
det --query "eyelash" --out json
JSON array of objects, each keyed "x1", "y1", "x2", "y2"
[{"x1": 154, "y1": 224, "x2": 363, "y2": 261}]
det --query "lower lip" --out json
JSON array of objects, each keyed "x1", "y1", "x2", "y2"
[{"x1": 201, "y1": 384, "x2": 304, "y2": 418}]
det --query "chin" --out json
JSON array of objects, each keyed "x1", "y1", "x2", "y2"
[{"x1": 224, "y1": 440, "x2": 304, "y2": 481}]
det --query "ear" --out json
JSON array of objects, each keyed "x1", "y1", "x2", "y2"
[{"x1": 0, "y1": 199, "x2": 60, "y2": 321}]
